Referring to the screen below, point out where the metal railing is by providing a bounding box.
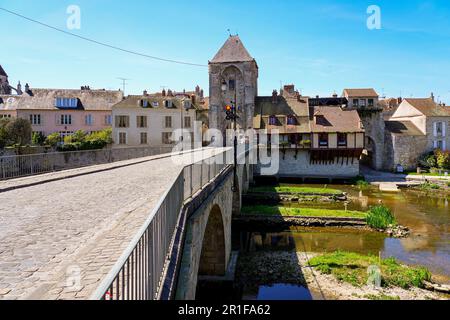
[0,146,174,180]
[90,149,231,300]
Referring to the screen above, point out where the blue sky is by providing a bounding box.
[1,0,450,102]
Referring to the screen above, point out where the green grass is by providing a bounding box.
[364,294,400,300]
[249,186,343,195]
[419,182,441,191]
[308,251,432,289]
[407,172,449,177]
[241,205,367,219]
[366,205,397,230]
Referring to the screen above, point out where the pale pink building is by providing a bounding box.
[0,86,123,138]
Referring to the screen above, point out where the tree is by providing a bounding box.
[0,118,11,148]
[0,117,32,147]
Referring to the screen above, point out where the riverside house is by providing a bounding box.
[384,97,450,171]
[254,85,365,178]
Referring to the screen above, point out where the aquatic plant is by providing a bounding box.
[366,205,397,230]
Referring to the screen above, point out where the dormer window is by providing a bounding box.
[55,98,78,109]
[184,100,191,109]
[152,101,159,107]
[164,100,172,108]
[353,99,359,107]
[269,115,277,126]
[142,100,149,108]
[287,115,296,125]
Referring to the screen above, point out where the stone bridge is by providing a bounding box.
[0,147,252,300]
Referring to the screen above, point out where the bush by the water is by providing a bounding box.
[308,251,431,289]
[366,205,397,230]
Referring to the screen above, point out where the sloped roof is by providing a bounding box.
[254,96,310,133]
[0,88,123,111]
[113,94,200,112]
[343,88,378,97]
[385,120,424,136]
[309,106,364,133]
[210,36,254,63]
[0,65,7,77]
[404,98,450,117]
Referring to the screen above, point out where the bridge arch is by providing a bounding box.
[198,205,226,276]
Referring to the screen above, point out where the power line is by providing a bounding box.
[0,7,207,68]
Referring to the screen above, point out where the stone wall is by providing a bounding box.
[359,111,385,170]
[384,132,428,172]
[0,146,173,179]
[256,150,360,178]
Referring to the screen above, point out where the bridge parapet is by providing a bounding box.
[90,148,236,300]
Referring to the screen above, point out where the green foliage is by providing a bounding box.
[365,294,400,300]
[45,133,61,148]
[435,149,450,169]
[241,205,367,219]
[308,251,432,289]
[249,185,343,195]
[32,132,46,146]
[57,128,112,151]
[419,182,440,191]
[0,117,33,147]
[366,205,397,230]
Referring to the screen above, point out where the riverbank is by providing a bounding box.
[237,251,448,300]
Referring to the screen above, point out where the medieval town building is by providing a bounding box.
[209,36,366,178]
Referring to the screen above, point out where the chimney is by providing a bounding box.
[431,92,435,102]
[272,90,278,104]
[316,95,320,99]
[200,89,204,99]
[143,90,148,96]
[191,94,196,104]
[283,84,295,95]
[162,89,166,97]
[167,89,173,97]
[332,92,338,98]
[195,85,200,95]
[17,82,23,95]
[397,97,403,104]
[25,83,30,93]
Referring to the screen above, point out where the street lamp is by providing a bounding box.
[222,78,239,193]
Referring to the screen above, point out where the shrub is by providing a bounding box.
[45,133,61,148]
[366,205,396,229]
[32,132,46,146]
[435,149,450,170]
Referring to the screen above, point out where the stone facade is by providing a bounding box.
[208,36,258,134]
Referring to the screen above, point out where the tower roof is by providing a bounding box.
[210,35,254,63]
[0,65,7,77]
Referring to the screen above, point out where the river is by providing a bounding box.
[235,183,450,300]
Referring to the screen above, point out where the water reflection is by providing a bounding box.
[243,284,313,301]
[242,183,450,284]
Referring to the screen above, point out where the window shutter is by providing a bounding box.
[443,141,447,151]
[433,140,438,149]
[442,122,446,137]
[433,122,438,137]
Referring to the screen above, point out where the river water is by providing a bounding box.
[237,183,450,299]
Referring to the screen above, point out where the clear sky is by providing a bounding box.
[1,0,450,102]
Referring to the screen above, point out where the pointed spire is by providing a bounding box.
[210,35,254,63]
